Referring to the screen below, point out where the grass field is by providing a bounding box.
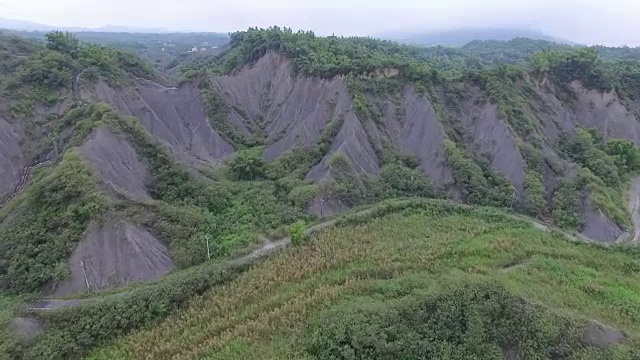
[87,201,640,359]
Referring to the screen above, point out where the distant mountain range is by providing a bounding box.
[0,17,173,33]
[376,28,577,47]
[2,17,576,48]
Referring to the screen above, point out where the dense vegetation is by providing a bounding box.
[379,28,570,47]
[0,31,155,120]
[89,199,640,359]
[553,128,640,229]
[3,29,229,68]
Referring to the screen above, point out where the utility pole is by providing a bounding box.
[510,191,516,210]
[205,234,211,260]
[80,260,90,293]
[320,179,325,218]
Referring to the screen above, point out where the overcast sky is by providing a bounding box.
[1,0,639,46]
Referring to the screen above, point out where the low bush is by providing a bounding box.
[289,220,307,245]
[304,282,593,359]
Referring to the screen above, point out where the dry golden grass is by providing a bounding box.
[90,209,640,359]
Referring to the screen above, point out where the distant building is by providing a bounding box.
[200,47,207,51]
[190,47,199,52]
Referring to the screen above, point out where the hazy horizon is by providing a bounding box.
[1,0,639,46]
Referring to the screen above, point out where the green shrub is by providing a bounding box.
[46,31,79,58]
[288,184,320,207]
[289,220,307,245]
[228,148,266,181]
[523,172,546,217]
[604,138,640,176]
[552,177,584,230]
[560,129,620,187]
[443,140,513,207]
[304,282,594,360]
[379,163,433,198]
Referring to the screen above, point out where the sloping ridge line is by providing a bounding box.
[26,202,603,311]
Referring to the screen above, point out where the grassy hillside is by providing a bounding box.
[88,199,640,359]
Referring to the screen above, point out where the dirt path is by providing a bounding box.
[134,77,177,90]
[28,196,637,311]
[27,218,340,310]
[74,68,90,104]
[0,160,53,209]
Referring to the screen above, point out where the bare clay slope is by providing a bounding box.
[214,52,381,215]
[82,81,234,167]
[581,199,625,243]
[81,127,151,202]
[52,218,174,297]
[378,86,453,187]
[214,52,354,160]
[0,116,24,200]
[460,86,526,192]
[534,80,640,145]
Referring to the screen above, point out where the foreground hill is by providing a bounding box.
[2,28,640,359]
[84,200,640,358]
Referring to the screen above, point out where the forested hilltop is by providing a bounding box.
[185,27,640,238]
[2,27,640,359]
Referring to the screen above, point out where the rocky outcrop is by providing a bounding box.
[214,51,381,185]
[81,127,151,202]
[83,82,234,167]
[570,81,640,144]
[306,113,380,182]
[52,219,174,296]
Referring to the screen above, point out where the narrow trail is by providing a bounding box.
[40,125,59,157]
[27,218,339,310]
[0,126,58,209]
[134,77,177,90]
[0,160,53,210]
[26,197,639,311]
[73,68,89,104]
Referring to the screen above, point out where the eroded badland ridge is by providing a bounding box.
[3,28,640,359]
